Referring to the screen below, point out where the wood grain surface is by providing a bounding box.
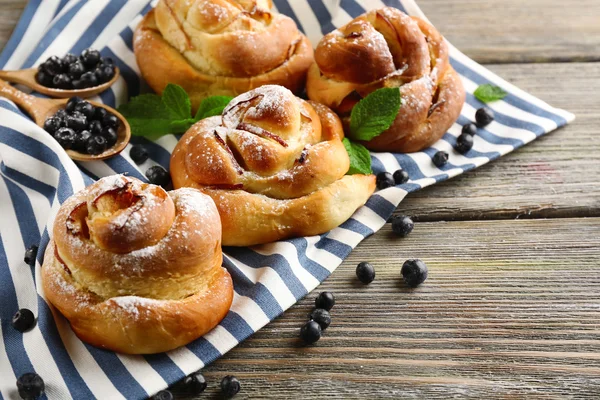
[1,0,599,399]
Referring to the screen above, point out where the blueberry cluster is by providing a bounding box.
[300,292,336,344]
[151,371,240,399]
[44,97,119,155]
[36,49,115,90]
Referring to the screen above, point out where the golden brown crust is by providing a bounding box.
[307,7,465,153]
[134,1,314,111]
[170,85,376,246]
[42,175,233,354]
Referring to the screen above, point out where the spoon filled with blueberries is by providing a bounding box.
[0,78,130,161]
[0,49,119,98]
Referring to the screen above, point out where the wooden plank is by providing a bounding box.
[397,62,600,221]
[174,218,600,399]
[0,1,599,64]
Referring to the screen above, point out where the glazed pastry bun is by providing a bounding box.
[42,175,233,354]
[171,85,376,246]
[134,0,314,111]
[307,7,465,153]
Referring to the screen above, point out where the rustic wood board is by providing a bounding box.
[177,218,600,399]
[0,0,26,53]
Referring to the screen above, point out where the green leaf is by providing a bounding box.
[474,84,508,103]
[343,138,372,175]
[169,119,196,134]
[194,96,234,120]
[162,83,192,119]
[349,87,401,141]
[118,94,172,120]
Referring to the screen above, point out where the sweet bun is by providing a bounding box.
[42,175,233,354]
[170,85,376,246]
[134,0,314,110]
[307,7,465,153]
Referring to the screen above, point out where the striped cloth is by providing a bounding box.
[0,0,574,399]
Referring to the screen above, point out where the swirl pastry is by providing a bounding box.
[306,7,465,153]
[171,85,376,246]
[42,175,233,354]
[134,0,314,110]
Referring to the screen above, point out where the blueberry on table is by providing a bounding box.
[43,116,62,135]
[146,166,171,187]
[432,150,449,168]
[455,133,474,154]
[74,101,95,119]
[12,309,35,332]
[86,135,108,155]
[74,130,92,153]
[182,371,207,395]
[310,308,331,330]
[356,261,375,284]
[16,373,44,399]
[24,245,38,267]
[475,107,495,127]
[376,172,395,190]
[462,123,478,136]
[103,113,119,129]
[80,48,101,68]
[391,215,414,237]
[221,375,241,398]
[54,127,76,150]
[130,145,149,165]
[66,112,87,132]
[401,259,428,288]
[102,127,118,147]
[315,291,335,311]
[393,169,409,185]
[151,390,173,400]
[300,320,321,344]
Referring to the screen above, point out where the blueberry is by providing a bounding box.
[94,66,114,83]
[315,291,335,311]
[74,130,92,153]
[182,371,207,395]
[65,97,84,114]
[391,215,414,237]
[221,376,241,398]
[54,127,76,149]
[129,145,149,164]
[100,56,114,66]
[43,116,62,135]
[72,79,84,89]
[401,259,428,288]
[12,309,35,332]
[16,373,45,399]
[24,245,38,267]
[35,71,53,87]
[62,53,78,65]
[54,109,67,121]
[40,56,63,76]
[310,308,331,330]
[455,133,474,154]
[432,150,449,168]
[66,112,87,132]
[93,106,107,121]
[393,169,409,185]
[376,172,395,190]
[356,261,375,284]
[145,166,171,187]
[151,390,173,400]
[86,135,107,155]
[102,127,118,147]
[74,101,95,119]
[103,113,119,129]
[462,123,477,136]
[89,120,103,136]
[300,321,321,344]
[81,48,101,68]
[475,107,494,127]
[52,73,71,89]
[79,71,98,88]
[68,61,85,80]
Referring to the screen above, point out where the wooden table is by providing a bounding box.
[2,1,600,398]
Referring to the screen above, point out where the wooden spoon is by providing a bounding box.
[0,78,130,161]
[0,67,120,99]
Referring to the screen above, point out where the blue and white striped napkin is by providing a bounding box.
[0,0,574,399]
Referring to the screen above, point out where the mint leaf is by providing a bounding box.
[194,96,234,120]
[169,119,196,134]
[349,87,401,141]
[162,83,192,119]
[343,138,372,175]
[118,94,176,138]
[474,84,508,103]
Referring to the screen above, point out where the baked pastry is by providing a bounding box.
[42,175,233,354]
[134,0,314,111]
[306,7,465,153]
[170,85,376,246]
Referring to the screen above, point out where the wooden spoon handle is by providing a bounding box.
[0,78,60,124]
[0,69,34,86]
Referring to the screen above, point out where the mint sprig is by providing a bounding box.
[118,84,233,140]
[343,138,372,175]
[474,84,507,103]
